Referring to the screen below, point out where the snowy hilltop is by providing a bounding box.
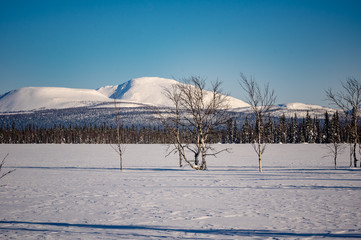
[0,77,335,118]
[97,77,250,109]
[0,87,110,112]
[0,77,249,113]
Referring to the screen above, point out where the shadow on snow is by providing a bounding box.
[0,221,360,238]
[4,166,190,172]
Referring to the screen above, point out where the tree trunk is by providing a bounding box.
[200,157,207,170]
[176,111,182,168]
[200,137,207,170]
[350,144,353,167]
[353,143,358,167]
[178,150,182,168]
[119,151,123,171]
[117,129,123,171]
[258,150,262,172]
[258,118,262,172]
[334,146,337,170]
[176,131,182,168]
[194,150,199,166]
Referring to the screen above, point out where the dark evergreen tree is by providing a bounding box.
[233,119,239,143]
[331,111,341,143]
[323,111,331,143]
[241,116,251,143]
[299,118,306,143]
[304,111,315,143]
[277,113,287,143]
[226,118,233,143]
[264,116,274,143]
[314,117,322,143]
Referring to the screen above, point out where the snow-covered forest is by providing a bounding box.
[0,111,347,145]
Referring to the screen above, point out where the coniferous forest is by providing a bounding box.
[0,111,352,145]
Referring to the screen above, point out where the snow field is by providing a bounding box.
[0,144,360,239]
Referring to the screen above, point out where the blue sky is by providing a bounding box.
[1,0,360,106]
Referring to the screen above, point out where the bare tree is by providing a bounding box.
[325,77,361,167]
[111,98,125,171]
[323,143,346,169]
[240,73,276,172]
[162,76,231,170]
[162,84,183,167]
[1,154,15,186]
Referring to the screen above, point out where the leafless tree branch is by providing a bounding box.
[325,77,361,167]
[0,154,15,185]
[161,76,231,170]
[240,73,276,172]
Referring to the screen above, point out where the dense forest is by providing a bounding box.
[0,111,353,145]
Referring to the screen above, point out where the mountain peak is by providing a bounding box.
[0,77,332,115]
[97,77,180,106]
[97,77,249,108]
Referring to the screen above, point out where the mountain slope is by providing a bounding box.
[0,77,249,113]
[98,77,250,108]
[0,77,334,117]
[0,87,110,112]
[270,102,336,118]
[97,77,181,107]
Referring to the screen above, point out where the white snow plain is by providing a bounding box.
[0,144,360,239]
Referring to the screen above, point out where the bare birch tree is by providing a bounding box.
[240,73,276,172]
[325,77,361,167]
[323,143,345,169]
[111,98,125,171]
[162,76,231,170]
[323,111,345,169]
[162,84,183,167]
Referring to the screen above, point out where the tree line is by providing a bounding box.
[0,111,350,145]
[232,111,344,144]
[0,123,169,144]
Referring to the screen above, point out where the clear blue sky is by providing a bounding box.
[1,0,360,106]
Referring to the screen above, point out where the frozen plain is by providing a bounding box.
[0,144,360,239]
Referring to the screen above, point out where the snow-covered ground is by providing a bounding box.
[0,144,360,239]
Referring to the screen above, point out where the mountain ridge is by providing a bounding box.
[0,77,335,117]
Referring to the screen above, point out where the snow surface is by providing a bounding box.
[0,77,335,115]
[98,77,250,109]
[0,144,360,239]
[278,102,334,112]
[0,77,248,113]
[0,87,110,112]
[270,102,337,118]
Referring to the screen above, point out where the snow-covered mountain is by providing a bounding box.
[0,77,334,118]
[270,102,336,118]
[0,87,110,113]
[0,77,249,113]
[98,77,250,109]
[98,77,180,105]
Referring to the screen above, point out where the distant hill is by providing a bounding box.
[0,77,249,113]
[0,77,337,128]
